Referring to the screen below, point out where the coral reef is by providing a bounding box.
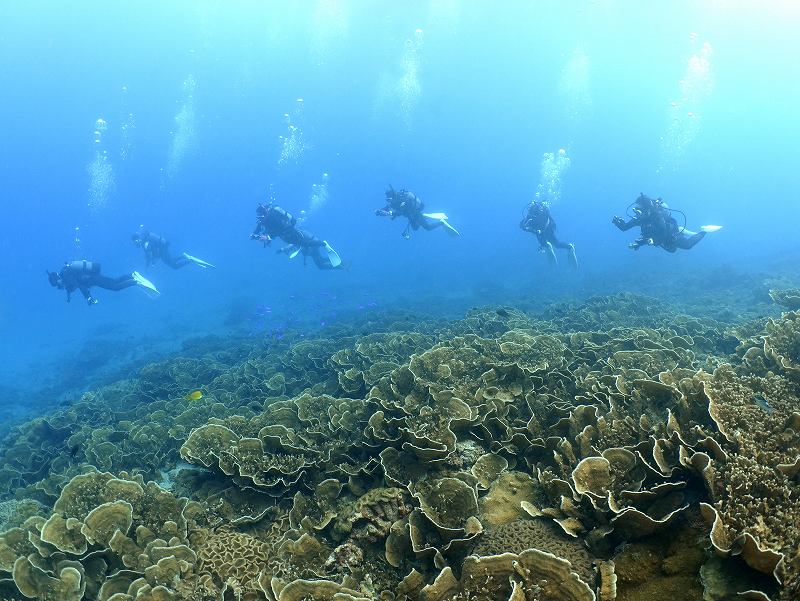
[1,295,799,599]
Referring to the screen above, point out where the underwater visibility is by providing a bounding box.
[2,2,800,600]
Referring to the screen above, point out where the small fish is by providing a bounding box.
[753,395,773,414]
[184,390,204,402]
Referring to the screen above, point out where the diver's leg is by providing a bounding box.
[567,244,578,269]
[548,234,571,250]
[548,235,577,268]
[544,241,558,266]
[419,217,442,231]
[675,231,706,250]
[93,275,137,291]
[309,247,336,270]
[163,252,190,269]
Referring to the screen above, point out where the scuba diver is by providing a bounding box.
[132,229,214,269]
[375,186,460,239]
[250,203,343,270]
[519,200,578,268]
[47,260,160,305]
[612,193,720,253]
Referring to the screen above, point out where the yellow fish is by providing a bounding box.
[184,390,204,402]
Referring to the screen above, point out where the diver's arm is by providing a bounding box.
[375,203,394,218]
[78,284,95,304]
[613,216,639,231]
[60,271,73,302]
[250,222,272,243]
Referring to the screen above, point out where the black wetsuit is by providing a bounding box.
[55,261,137,303]
[135,231,190,269]
[519,202,577,268]
[614,196,705,252]
[252,205,339,270]
[377,188,441,237]
[520,203,572,251]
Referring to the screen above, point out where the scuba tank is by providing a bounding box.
[266,204,297,231]
[67,260,100,276]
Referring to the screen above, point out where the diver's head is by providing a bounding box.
[634,194,655,215]
[257,203,271,217]
[47,271,63,289]
[131,233,142,247]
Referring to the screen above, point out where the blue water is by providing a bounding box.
[1,2,798,418]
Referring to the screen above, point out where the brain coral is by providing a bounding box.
[196,530,276,593]
[472,518,595,586]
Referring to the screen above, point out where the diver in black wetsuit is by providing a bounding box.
[250,203,342,270]
[520,201,578,268]
[47,261,156,305]
[132,230,189,269]
[612,194,706,253]
[251,203,298,242]
[375,186,459,239]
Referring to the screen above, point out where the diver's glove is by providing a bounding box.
[612,216,625,227]
[87,296,98,305]
[628,238,653,250]
[250,235,272,246]
[375,208,392,217]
